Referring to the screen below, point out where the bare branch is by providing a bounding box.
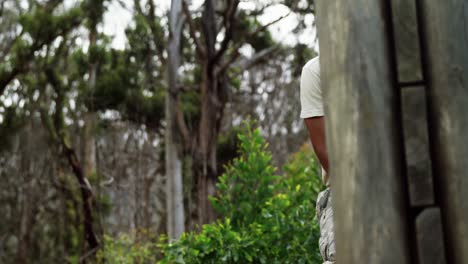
[212,0,240,64]
[232,45,279,71]
[217,12,290,74]
[182,0,206,58]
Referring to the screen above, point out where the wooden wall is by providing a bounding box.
[315,0,467,263]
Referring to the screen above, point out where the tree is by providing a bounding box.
[180,0,289,225]
[40,39,100,257]
[166,0,186,239]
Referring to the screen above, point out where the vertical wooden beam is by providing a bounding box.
[416,208,447,264]
[419,0,468,262]
[401,86,434,206]
[391,0,423,83]
[316,0,411,263]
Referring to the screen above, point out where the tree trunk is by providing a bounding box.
[190,0,224,226]
[41,70,100,257]
[82,20,98,178]
[63,144,99,252]
[82,114,96,177]
[166,0,185,239]
[195,65,224,225]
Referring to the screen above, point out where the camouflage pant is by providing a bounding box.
[316,188,336,264]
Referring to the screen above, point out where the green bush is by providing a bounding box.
[159,125,325,264]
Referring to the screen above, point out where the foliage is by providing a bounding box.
[97,233,159,264]
[19,5,82,44]
[158,125,324,263]
[211,125,280,227]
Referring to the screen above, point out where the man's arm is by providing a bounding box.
[304,117,329,173]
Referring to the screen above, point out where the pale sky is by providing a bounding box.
[103,0,317,50]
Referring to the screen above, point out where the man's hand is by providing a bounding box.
[304,117,329,173]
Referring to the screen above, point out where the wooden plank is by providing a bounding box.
[416,207,447,264]
[401,86,434,206]
[420,0,468,262]
[315,1,411,263]
[391,0,423,83]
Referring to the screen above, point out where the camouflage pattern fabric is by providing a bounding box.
[316,188,336,264]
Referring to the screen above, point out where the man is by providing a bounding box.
[300,56,336,264]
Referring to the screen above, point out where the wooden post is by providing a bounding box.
[315,0,467,262]
[415,207,447,264]
[419,0,468,262]
[315,0,411,263]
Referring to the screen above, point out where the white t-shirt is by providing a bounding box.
[300,56,328,185]
[300,56,323,119]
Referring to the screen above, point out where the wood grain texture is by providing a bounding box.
[391,0,423,83]
[401,86,434,206]
[420,0,468,262]
[315,0,411,263]
[416,207,447,264]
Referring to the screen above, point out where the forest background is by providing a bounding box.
[0,0,323,263]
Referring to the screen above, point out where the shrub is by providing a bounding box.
[159,125,324,263]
